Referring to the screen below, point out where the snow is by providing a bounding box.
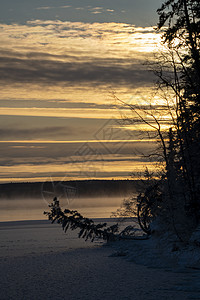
[0,219,200,299]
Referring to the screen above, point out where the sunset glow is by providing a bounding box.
[0,1,166,182]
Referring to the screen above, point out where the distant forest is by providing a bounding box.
[0,180,140,199]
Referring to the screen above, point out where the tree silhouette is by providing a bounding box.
[44,1,200,243]
[113,0,200,242]
[148,0,200,240]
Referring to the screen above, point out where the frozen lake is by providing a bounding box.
[0,219,196,300]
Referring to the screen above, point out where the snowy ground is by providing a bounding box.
[0,220,200,300]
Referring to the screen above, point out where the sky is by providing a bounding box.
[0,0,167,183]
[0,0,163,26]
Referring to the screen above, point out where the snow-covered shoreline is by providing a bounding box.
[0,220,199,299]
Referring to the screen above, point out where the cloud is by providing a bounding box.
[0,52,152,86]
[36,6,71,10]
[0,140,157,165]
[89,7,104,11]
[0,20,165,181]
[0,21,165,137]
[88,6,115,15]
[0,126,76,139]
[0,139,158,181]
[90,11,102,14]
[0,99,116,110]
[60,6,71,9]
[0,155,157,168]
[0,21,159,87]
[11,145,45,149]
[36,7,52,10]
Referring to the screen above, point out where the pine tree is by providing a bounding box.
[155,0,200,240]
